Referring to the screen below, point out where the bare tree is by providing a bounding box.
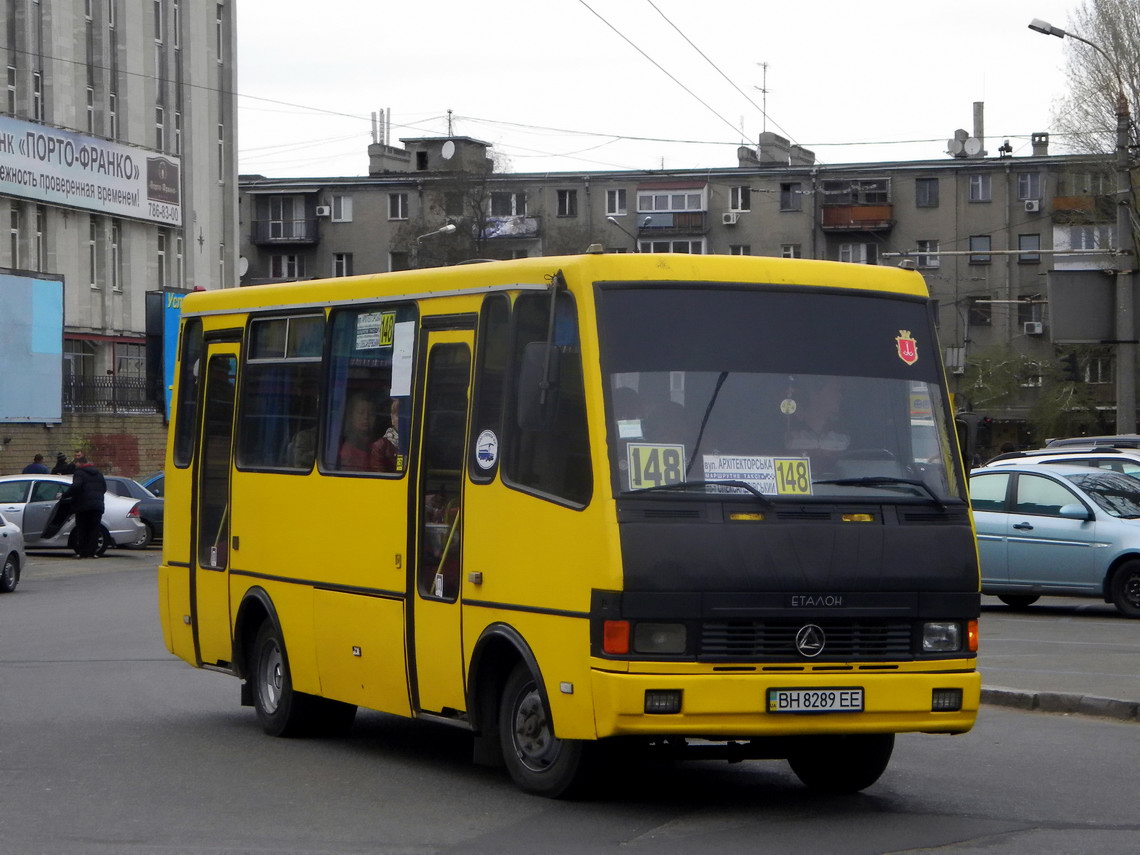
[1052,0,1140,154]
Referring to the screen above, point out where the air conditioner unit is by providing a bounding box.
[315,205,332,217]
[722,211,739,225]
[1024,321,1044,335]
[1024,199,1041,213]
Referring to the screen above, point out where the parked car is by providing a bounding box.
[1045,434,1140,449]
[0,514,25,593]
[140,472,164,497]
[969,463,1140,617]
[986,446,1140,477]
[0,474,145,556]
[103,475,163,548]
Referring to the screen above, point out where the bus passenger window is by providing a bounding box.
[324,305,416,474]
[468,295,510,482]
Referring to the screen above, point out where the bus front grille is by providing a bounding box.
[699,620,914,660]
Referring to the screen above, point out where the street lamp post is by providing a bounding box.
[1030,18,1136,432]
[606,216,654,253]
[414,223,457,268]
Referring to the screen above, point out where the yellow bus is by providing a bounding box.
[158,252,980,797]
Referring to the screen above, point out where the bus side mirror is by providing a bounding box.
[517,341,561,430]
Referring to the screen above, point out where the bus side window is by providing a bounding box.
[468,294,510,482]
[504,291,592,506]
[173,318,204,468]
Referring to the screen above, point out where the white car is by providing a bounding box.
[985,446,1140,477]
[0,474,146,556]
[0,513,24,592]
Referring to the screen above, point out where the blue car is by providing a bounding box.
[969,464,1140,617]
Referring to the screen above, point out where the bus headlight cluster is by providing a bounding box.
[922,621,962,652]
[633,622,687,654]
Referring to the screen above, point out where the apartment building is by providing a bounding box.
[239,130,1121,444]
[2,0,237,418]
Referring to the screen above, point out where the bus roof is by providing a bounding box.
[182,253,929,317]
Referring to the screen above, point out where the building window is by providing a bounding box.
[780,182,803,211]
[1017,173,1042,201]
[215,4,224,62]
[388,193,408,220]
[32,72,43,121]
[88,219,99,288]
[333,253,353,277]
[270,254,304,280]
[638,239,705,254]
[1068,224,1114,250]
[34,205,45,272]
[389,251,410,272]
[1018,234,1041,263]
[331,195,353,222]
[112,222,123,291]
[6,66,15,114]
[153,0,164,42]
[781,243,802,258]
[606,188,627,216]
[157,231,168,287]
[637,191,704,213]
[969,234,992,264]
[172,0,181,49]
[1020,362,1044,388]
[968,174,991,202]
[1087,355,1112,384]
[116,342,146,379]
[9,206,20,268]
[728,244,751,255]
[1061,171,1110,196]
[968,296,992,326]
[64,339,97,379]
[491,191,527,217]
[916,239,940,268]
[86,87,95,133]
[729,186,751,211]
[108,92,118,138]
[173,111,182,155]
[155,106,165,150]
[217,124,224,181]
[108,0,116,28]
[822,179,890,205]
[173,232,182,288]
[839,242,877,264]
[915,177,939,208]
[557,189,578,217]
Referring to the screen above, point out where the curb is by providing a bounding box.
[981,686,1140,722]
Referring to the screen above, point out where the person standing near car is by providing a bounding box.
[51,452,75,474]
[63,449,106,559]
[22,454,49,473]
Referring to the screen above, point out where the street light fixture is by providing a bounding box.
[605,216,638,252]
[1029,17,1136,432]
[416,223,457,243]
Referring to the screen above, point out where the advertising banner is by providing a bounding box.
[0,116,182,226]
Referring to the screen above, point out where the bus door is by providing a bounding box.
[411,329,473,714]
[192,344,239,668]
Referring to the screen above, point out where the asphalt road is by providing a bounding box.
[1,548,1138,855]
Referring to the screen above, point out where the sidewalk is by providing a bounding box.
[978,597,1140,723]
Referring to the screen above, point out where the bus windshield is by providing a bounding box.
[596,284,964,504]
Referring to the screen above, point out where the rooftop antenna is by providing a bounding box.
[755,62,770,133]
[447,109,453,137]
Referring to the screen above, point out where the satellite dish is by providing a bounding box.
[238,256,249,277]
[964,137,983,156]
[441,140,455,160]
[954,128,969,142]
[948,138,964,156]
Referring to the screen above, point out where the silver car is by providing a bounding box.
[969,463,1140,617]
[0,474,145,556]
[0,513,24,592]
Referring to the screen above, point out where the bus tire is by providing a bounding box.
[787,733,894,793]
[1109,560,1140,617]
[997,594,1039,609]
[250,620,318,738]
[499,663,590,798]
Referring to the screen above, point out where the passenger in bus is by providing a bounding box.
[369,398,401,472]
[338,393,379,470]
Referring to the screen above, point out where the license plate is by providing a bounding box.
[767,687,864,713]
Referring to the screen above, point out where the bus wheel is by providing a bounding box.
[787,733,894,793]
[997,594,1039,609]
[250,620,310,737]
[1110,560,1140,617]
[499,663,589,798]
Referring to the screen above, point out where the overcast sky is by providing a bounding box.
[236,0,1085,178]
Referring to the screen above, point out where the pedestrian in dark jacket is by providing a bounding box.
[62,450,106,558]
[22,454,50,474]
[51,453,75,475]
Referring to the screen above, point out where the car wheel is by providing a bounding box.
[127,523,154,550]
[1109,560,1140,618]
[997,594,1039,609]
[95,525,111,556]
[0,553,18,593]
[787,733,895,793]
[498,663,591,798]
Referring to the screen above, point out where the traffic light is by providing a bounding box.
[1060,352,1081,382]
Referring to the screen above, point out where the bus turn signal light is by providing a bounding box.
[968,619,979,652]
[603,620,630,655]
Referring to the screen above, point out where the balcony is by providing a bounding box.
[821,204,894,232]
[641,211,708,234]
[1052,195,1114,224]
[250,218,321,246]
[63,375,161,415]
[482,216,541,240]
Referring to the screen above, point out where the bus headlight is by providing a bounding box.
[922,621,962,652]
[633,622,687,654]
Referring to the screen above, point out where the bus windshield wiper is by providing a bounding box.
[623,479,772,507]
[812,476,945,510]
